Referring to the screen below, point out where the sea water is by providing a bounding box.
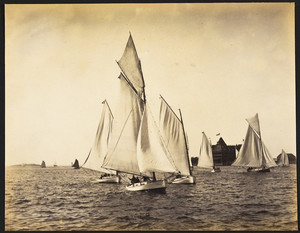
[5,165,298,231]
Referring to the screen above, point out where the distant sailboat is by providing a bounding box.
[41,161,46,168]
[72,159,80,169]
[231,113,277,172]
[198,132,221,172]
[102,34,178,192]
[159,95,195,184]
[277,149,289,167]
[82,100,120,183]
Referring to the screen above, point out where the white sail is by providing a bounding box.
[137,105,178,174]
[158,97,190,176]
[246,113,261,138]
[277,149,289,166]
[102,73,144,175]
[117,34,144,97]
[198,132,214,168]
[232,113,277,168]
[82,100,115,174]
[232,126,262,167]
[261,141,277,168]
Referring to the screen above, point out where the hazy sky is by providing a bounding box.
[5,3,295,166]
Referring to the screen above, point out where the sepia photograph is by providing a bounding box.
[5,2,297,231]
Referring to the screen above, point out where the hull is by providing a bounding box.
[247,167,270,172]
[172,175,196,184]
[92,175,121,183]
[126,180,166,192]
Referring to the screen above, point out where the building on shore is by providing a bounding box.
[211,137,240,166]
[191,137,241,166]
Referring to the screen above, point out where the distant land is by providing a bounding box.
[6,163,71,167]
[8,163,40,167]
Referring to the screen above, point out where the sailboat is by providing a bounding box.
[82,100,120,183]
[159,95,195,184]
[198,132,221,172]
[41,160,46,168]
[277,149,289,167]
[231,113,277,172]
[72,159,80,169]
[102,33,179,192]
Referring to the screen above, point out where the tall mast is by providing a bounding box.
[259,124,264,167]
[159,95,181,122]
[246,113,264,168]
[208,135,215,167]
[178,109,192,176]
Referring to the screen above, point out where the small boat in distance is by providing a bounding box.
[159,95,195,184]
[277,149,289,167]
[198,132,221,173]
[72,159,80,169]
[82,100,120,183]
[231,113,277,172]
[41,161,46,168]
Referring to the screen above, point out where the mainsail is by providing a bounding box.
[232,113,277,168]
[82,100,115,174]
[198,132,214,168]
[158,96,191,176]
[277,149,289,166]
[102,73,144,175]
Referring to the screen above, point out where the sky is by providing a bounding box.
[5,3,295,166]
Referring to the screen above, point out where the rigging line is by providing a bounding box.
[103,99,114,120]
[101,109,139,173]
[159,95,181,122]
[179,108,192,175]
[81,167,94,176]
[245,118,261,139]
[100,165,142,176]
[112,109,133,155]
[164,172,177,180]
[81,148,92,167]
[117,65,139,95]
[146,104,179,172]
[120,174,131,185]
[118,72,144,103]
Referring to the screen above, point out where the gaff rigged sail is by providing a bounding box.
[82,100,115,174]
[159,97,190,176]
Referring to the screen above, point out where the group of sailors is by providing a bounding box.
[129,175,151,185]
[99,173,114,179]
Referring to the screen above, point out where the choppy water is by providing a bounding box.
[5,165,298,231]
